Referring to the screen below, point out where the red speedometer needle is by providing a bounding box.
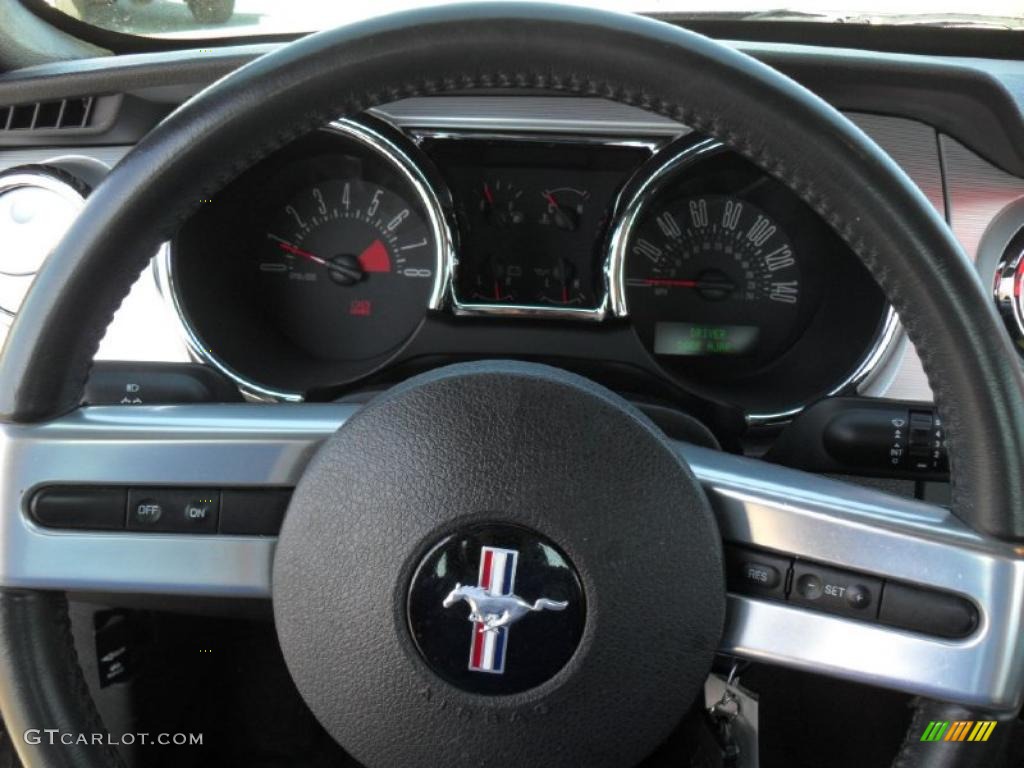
[642,278,700,288]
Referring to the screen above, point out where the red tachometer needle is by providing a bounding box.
[269,233,391,275]
[268,234,330,267]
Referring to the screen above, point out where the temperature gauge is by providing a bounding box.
[535,257,588,306]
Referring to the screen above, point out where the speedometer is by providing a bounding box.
[625,195,802,361]
[612,139,893,420]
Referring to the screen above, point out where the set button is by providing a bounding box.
[788,561,880,619]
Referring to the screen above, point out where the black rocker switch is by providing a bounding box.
[84,362,242,406]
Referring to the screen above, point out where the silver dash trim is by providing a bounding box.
[0,404,1020,710]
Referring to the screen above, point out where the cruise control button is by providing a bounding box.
[789,561,881,619]
[795,573,822,600]
[181,495,219,532]
[128,489,218,533]
[131,499,163,526]
[744,562,781,589]
[846,584,872,610]
[725,545,790,599]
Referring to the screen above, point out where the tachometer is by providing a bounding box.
[167,119,450,398]
[259,177,435,361]
[624,195,802,361]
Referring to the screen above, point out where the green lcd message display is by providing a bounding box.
[653,322,760,356]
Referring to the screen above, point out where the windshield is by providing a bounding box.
[42,0,1024,38]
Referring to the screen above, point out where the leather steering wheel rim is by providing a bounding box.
[1,3,1022,766]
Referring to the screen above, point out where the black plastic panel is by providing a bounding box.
[725,544,978,639]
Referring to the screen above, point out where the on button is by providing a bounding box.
[181,497,218,532]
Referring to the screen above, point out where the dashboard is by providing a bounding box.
[165,114,888,421]
[2,40,1024,441]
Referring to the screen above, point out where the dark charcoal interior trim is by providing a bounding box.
[2,38,1024,177]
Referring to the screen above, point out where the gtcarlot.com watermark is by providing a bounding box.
[24,730,202,747]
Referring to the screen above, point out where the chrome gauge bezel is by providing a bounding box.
[993,227,1024,355]
[0,168,89,320]
[157,117,456,402]
[414,130,664,322]
[606,137,902,425]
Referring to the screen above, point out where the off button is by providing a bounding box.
[130,499,163,526]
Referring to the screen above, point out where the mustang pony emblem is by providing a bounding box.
[443,546,568,674]
[443,584,568,633]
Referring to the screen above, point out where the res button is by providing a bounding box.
[725,546,791,599]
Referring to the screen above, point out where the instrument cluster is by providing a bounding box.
[166,115,893,422]
[423,137,649,318]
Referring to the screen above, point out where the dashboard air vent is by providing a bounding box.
[0,97,95,132]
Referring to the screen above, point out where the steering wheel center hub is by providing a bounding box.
[272,361,725,767]
[408,522,586,694]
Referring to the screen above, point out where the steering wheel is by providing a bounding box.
[0,4,1022,767]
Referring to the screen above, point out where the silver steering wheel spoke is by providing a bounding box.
[0,403,1021,711]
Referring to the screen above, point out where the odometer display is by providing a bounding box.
[654,322,760,356]
[626,194,802,364]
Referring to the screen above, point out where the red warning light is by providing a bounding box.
[349,299,372,317]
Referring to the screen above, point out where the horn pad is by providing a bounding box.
[273,361,725,768]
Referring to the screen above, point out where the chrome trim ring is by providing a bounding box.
[153,242,300,403]
[606,138,904,425]
[993,226,1024,355]
[156,117,456,402]
[0,168,88,324]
